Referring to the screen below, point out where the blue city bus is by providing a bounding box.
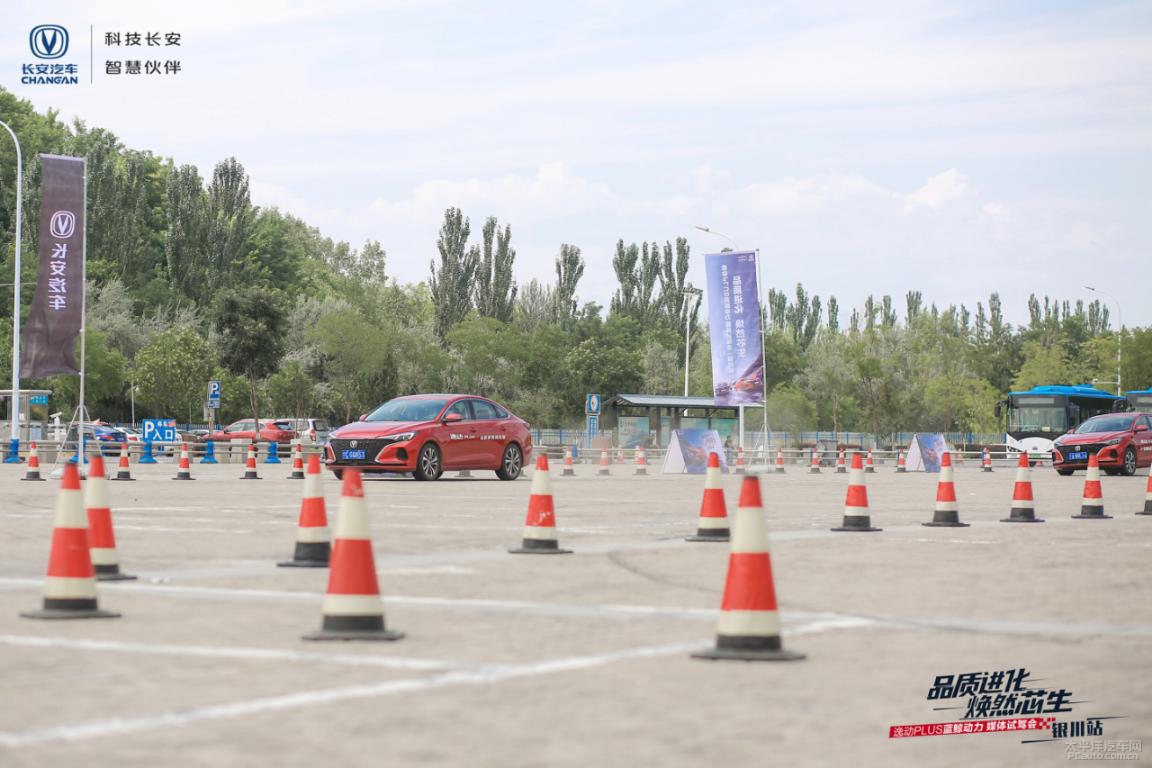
[999,385,1126,455]
[1127,389,1152,412]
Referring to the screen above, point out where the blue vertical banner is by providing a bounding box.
[705,251,763,406]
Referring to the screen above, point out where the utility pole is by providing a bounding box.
[1,119,23,463]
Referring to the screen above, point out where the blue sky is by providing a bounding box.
[3,0,1151,325]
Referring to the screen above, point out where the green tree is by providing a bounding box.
[48,332,126,419]
[214,287,288,429]
[474,217,517,322]
[133,328,215,422]
[429,207,478,342]
[554,244,584,323]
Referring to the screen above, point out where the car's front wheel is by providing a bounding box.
[1121,447,1137,477]
[413,442,443,481]
[496,443,523,481]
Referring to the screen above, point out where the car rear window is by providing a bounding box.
[471,400,499,420]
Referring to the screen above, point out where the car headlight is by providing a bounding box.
[1104,438,1122,446]
[382,432,415,443]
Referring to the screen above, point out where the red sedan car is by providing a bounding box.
[1052,412,1152,476]
[208,419,296,445]
[324,394,532,481]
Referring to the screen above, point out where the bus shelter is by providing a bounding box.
[603,394,763,450]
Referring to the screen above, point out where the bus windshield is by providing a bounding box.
[1007,406,1067,433]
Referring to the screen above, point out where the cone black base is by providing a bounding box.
[832,515,882,532]
[94,564,138,581]
[22,597,120,619]
[562,469,575,476]
[303,614,403,642]
[21,476,46,482]
[734,468,745,475]
[241,473,261,480]
[173,474,195,480]
[896,468,906,473]
[923,520,970,527]
[836,468,846,474]
[983,467,994,473]
[685,532,730,542]
[865,468,875,473]
[111,475,135,481]
[809,468,820,474]
[1071,511,1112,519]
[1138,501,1152,515]
[509,545,573,554]
[634,469,647,475]
[1001,510,1044,522]
[692,635,804,662]
[287,472,305,480]
[279,542,330,568]
[597,470,610,476]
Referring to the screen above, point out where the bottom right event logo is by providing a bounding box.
[888,666,1141,759]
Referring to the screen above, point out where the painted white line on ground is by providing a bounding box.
[0,635,463,671]
[114,526,256,534]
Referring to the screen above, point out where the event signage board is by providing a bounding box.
[704,251,763,406]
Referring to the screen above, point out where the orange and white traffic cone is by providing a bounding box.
[832,453,882,532]
[21,463,120,619]
[836,449,847,474]
[597,450,611,476]
[241,444,261,480]
[734,447,746,475]
[896,450,907,473]
[510,454,571,554]
[562,447,575,477]
[982,448,994,473]
[1002,453,1043,523]
[923,452,968,528]
[774,449,786,474]
[287,443,305,480]
[686,452,729,542]
[280,455,331,567]
[302,469,403,641]
[111,442,134,481]
[692,474,804,662]
[1138,471,1152,516]
[21,441,45,481]
[634,448,647,476]
[172,443,194,480]
[809,448,821,474]
[865,450,876,473]
[85,454,137,580]
[1072,454,1112,520]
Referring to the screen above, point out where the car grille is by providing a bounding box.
[328,438,391,463]
[1057,443,1100,461]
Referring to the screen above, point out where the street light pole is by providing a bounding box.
[682,286,703,397]
[694,225,738,251]
[1084,286,1122,394]
[1,119,23,463]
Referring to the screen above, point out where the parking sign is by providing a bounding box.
[585,393,601,415]
[207,380,222,409]
[142,419,177,443]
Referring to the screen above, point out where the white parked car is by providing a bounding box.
[283,418,331,446]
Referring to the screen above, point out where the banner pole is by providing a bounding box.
[755,247,768,466]
[77,159,87,466]
[1,120,22,462]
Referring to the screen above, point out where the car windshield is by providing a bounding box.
[1075,415,1134,434]
[365,398,447,422]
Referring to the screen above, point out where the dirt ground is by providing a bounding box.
[1,456,1149,767]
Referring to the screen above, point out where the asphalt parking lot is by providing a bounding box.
[1,457,1149,767]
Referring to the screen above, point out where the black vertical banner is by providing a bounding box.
[20,154,85,378]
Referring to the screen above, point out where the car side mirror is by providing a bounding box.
[443,412,464,424]
[358,413,368,422]
[1136,424,1149,433]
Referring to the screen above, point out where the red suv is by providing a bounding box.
[1052,412,1152,476]
[208,419,297,445]
[324,394,532,481]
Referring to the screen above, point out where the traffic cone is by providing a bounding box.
[111,442,134,481]
[240,444,261,480]
[1138,471,1152,516]
[832,453,882,532]
[923,452,969,527]
[734,447,745,475]
[809,448,821,474]
[686,452,729,542]
[21,463,120,619]
[597,450,611,476]
[775,449,786,474]
[562,447,575,477]
[303,470,403,641]
[896,450,907,473]
[634,448,647,476]
[865,451,876,473]
[280,455,331,567]
[836,450,846,474]
[21,442,45,481]
[616,447,625,465]
[287,443,305,479]
[982,448,994,472]
[85,455,137,581]
[1072,454,1112,519]
[1001,453,1044,523]
[172,443,194,480]
[692,475,804,662]
[510,454,571,554]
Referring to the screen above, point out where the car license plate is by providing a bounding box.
[341,450,366,460]
[1068,451,1088,461]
